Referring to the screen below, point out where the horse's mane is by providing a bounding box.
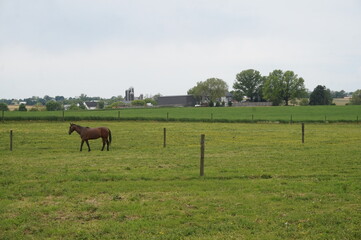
[71,123,89,129]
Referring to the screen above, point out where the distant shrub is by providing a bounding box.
[350,89,361,105]
[299,98,309,106]
[107,101,127,109]
[68,104,81,111]
[97,101,105,109]
[131,100,146,106]
[46,101,62,111]
[0,102,9,111]
[145,98,157,106]
[30,103,44,111]
[19,103,27,111]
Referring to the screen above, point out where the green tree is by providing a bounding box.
[79,94,88,102]
[55,96,65,102]
[152,94,162,105]
[188,78,228,103]
[233,69,263,101]
[230,90,244,102]
[0,102,9,111]
[43,95,52,102]
[108,96,124,105]
[145,98,157,106]
[107,101,127,109]
[187,85,203,103]
[97,101,105,109]
[299,98,309,106]
[309,85,333,105]
[331,90,347,98]
[131,100,146,106]
[18,103,27,111]
[350,89,361,105]
[263,70,306,106]
[23,97,37,105]
[45,101,62,111]
[68,104,80,111]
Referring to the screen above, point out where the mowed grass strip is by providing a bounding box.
[0,121,360,239]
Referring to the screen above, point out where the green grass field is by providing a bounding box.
[2,105,361,123]
[0,121,360,239]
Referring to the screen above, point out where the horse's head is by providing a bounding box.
[69,123,76,135]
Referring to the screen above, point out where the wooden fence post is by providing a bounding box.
[302,123,305,144]
[200,134,205,176]
[10,130,13,151]
[163,128,166,148]
[62,110,65,121]
[2,110,4,123]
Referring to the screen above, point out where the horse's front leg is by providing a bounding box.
[85,140,91,152]
[80,140,84,151]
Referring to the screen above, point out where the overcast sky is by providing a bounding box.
[1,0,360,99]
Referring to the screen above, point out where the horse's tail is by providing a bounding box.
[108,129,112,145]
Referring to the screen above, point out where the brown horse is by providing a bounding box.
[68,123,112,151]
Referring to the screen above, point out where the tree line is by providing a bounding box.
[1,69,360,111]
[0,94,160,111]
[188,69,358,106]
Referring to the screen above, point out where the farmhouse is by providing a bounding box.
[157,95,196,107]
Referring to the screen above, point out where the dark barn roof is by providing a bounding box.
[84,101,98,109]
[85,102,97,107]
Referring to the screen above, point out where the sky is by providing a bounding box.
[0,0,360,99]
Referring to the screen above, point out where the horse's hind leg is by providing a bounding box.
[106,140,110,151]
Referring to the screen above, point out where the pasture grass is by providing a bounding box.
[2,105,361,123]
[0,121,360,239]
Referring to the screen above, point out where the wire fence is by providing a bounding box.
[1,109,360,124]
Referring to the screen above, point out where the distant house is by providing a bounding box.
[157,95,196,107]
[221,92,233,104]
[63,104,71,110]
[84,101,98,110]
